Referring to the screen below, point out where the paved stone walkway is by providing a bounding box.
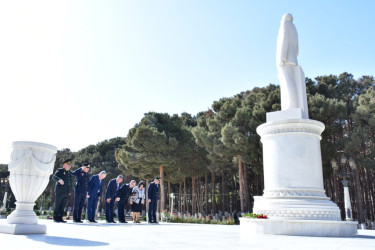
[1,219,375,249]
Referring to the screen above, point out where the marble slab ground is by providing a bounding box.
[0,219,374,249]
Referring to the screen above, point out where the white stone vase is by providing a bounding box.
[7,141,57,224]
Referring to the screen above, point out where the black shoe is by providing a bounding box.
[53,219,60,223]
[119,221,127,223]
[106,220,112,223]
[74,220,83,223]
[152,221,158,224]
[60,219,67,223]
[111,220,117,223]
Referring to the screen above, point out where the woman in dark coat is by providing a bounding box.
[131,181,145,223]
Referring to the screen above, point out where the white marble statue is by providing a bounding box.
[276,13,308,119]
[241,13,358,237]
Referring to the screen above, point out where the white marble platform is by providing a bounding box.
[1,219,375,249]
[240,218,358,237]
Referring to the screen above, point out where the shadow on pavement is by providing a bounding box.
[356,235,375,239]
[27,235,109,247]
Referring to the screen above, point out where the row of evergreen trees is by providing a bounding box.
[1,72,374,223]
[115,72,375,222]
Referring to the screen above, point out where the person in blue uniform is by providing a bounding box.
[147,177,160,223]
[52,159,73,223]
[86,170,107,223]
[105,175,123,223]
[117,180,136,223]
[72,163,90,223]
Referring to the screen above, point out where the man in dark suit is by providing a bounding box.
[117,180,137,223]
[72,163,90,223]
[52,159,73,223]
[86,171,107,223]
[105,175,123,223]
[147,177,160,223]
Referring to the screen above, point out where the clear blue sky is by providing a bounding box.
[0,1,374,163]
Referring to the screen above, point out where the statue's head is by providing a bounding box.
[282,13,293,22]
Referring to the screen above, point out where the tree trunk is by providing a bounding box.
[192,177,196,215]
[168,181,172,212]
[205,173,208,215]
[370,171,375,221]
[180,182,182,213]
[354,168,364,223]
[221,170,226,213]
[367,170,375,221]
[238,154,245,214]
[183,177,187,214]
[197,177,202,214]
[233,174,238,212]
[211,170,216,215]
[159,165,165,213]
[145,179,149,220]
[242,164,251,211]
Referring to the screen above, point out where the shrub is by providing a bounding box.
[243,213,268,219]
[166,214,235,225]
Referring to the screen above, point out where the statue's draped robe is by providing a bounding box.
[276,18,309,119]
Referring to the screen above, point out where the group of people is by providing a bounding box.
[52,159,160,223]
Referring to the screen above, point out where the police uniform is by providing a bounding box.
[72,163,90,222]
[147,177,160,223]
[52,159,72,222]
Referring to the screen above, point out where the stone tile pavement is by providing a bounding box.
[1,219,375,249]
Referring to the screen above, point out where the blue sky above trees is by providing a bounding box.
[0,0,374,163]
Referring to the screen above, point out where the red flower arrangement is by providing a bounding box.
[256,214,267,219]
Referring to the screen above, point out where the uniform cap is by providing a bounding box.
[82,163,90,168]
[63,159,72,165]
[154,177,160,180]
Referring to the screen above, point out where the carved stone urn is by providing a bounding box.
[1,141,57,234]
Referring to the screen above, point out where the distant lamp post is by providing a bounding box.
[348,157,356,170]
[331,158,338,172]
[170,193,175,215]
[1,177,10,214]
[331,154,354,221]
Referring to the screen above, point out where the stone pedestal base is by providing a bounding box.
[253,194,341,220]
[7,209,38,224]
[254,117,342,221]
[0,220,46,234]
[240,218,358,237]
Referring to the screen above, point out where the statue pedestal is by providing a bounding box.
[240,218,358,237]
[0,141,57,235]
[245,110,357,236]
